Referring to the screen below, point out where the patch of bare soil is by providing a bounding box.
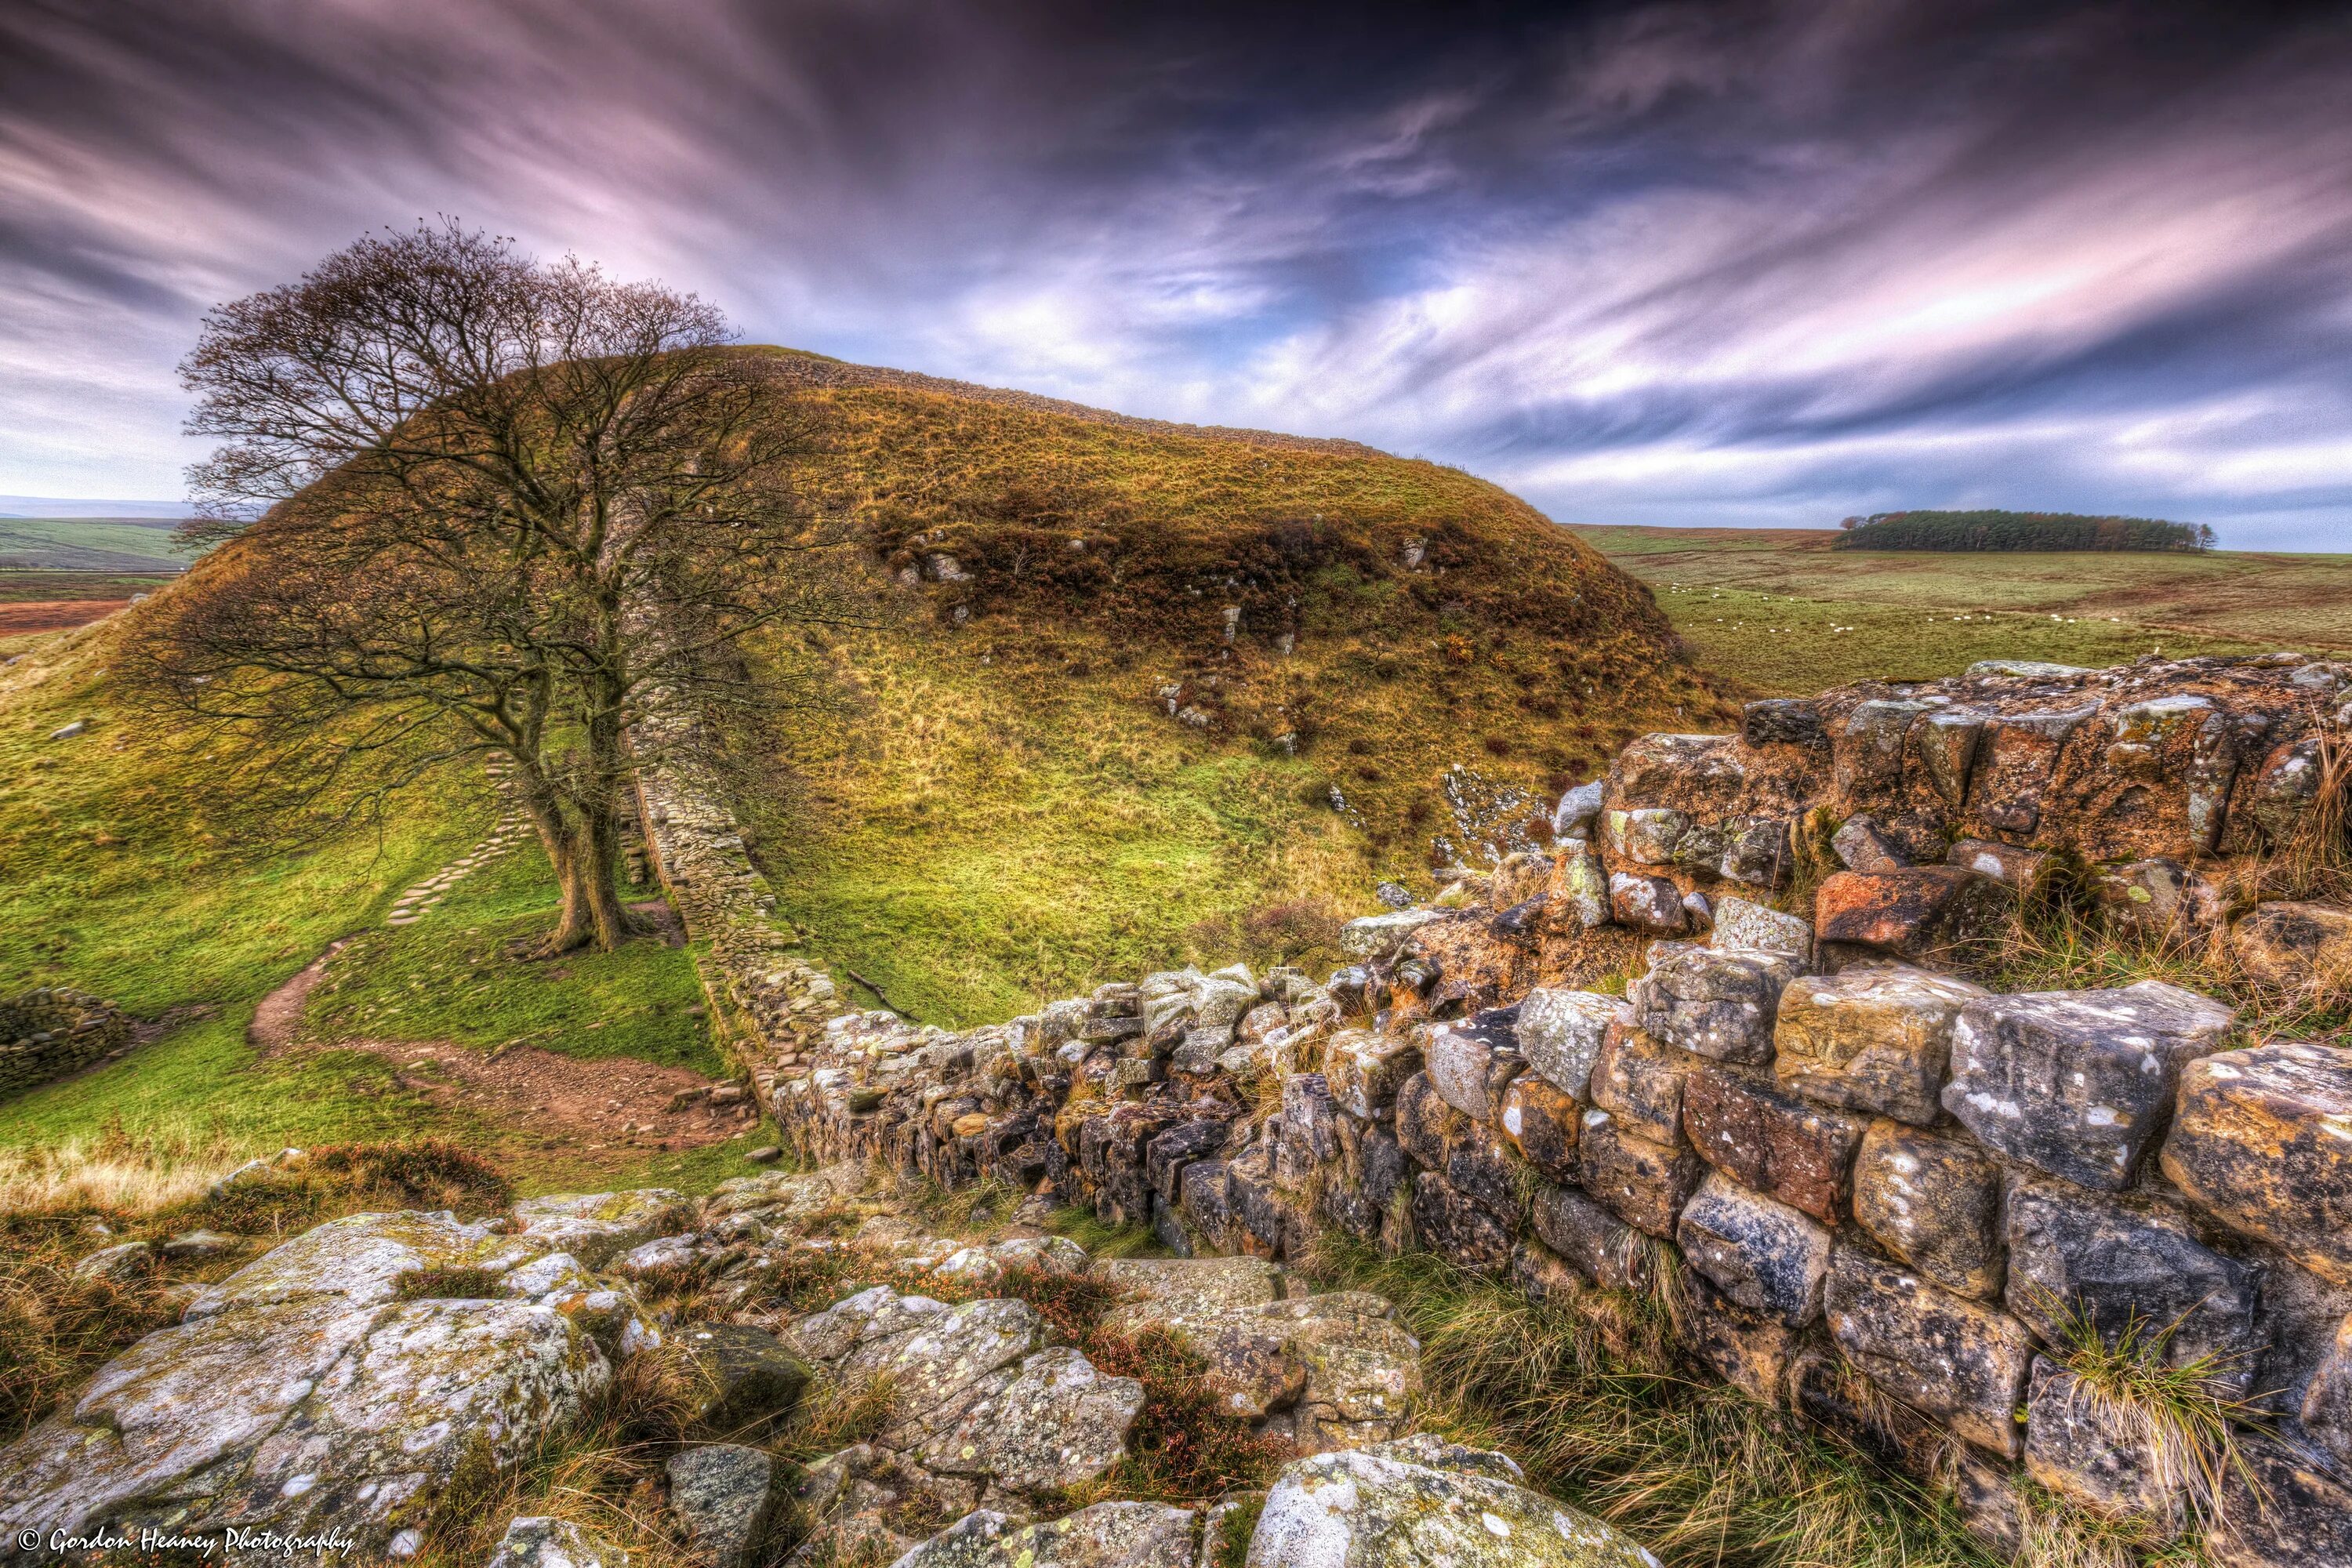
[0,599,127,635]
[251,940,753,1160]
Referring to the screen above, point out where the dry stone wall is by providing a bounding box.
[641,652,2352,1568]
[0,986,131,1102]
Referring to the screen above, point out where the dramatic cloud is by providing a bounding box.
[2,0,2348,546]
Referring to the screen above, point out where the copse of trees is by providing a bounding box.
[1831,510,2215,553]
[126,221,862,953]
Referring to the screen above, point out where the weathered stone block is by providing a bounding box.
[1708,895,1813,964]
[1602,806,1689,866]
[1394,1070,1465,1171]
[1610,872,1686,934]
[1719,816,1795,888]
[1911,706,1987,811]
[1339,909,1439,964]
[1850,1120,2003,1299]
[1632,947,1801,1064]
[1970,703,2100,840]
[1425,1007,1523,1123]
[2298,1312,2352,1472]
[1577,1114,1704,1238]
[1679,1063,1861,1225]
[1744,699,1825,748]
[1944,837,2052,892]
[2092,856,2220,939]
[1410,1171,1513,1273]
[1676,1172,1833,1327]
[1944,980,2237,1190]
[1498,1073,1581,1184]
[1832,814,1908,873]
[1178,1159,1236,1252]
[1787,1344,1949,1479]
[1515,989,1626,1101]
[1443,1123,1523,1226]
[1775,963,1987,1125]
[1530,1181,1655,1294]
[1323,1030,1422,1120]
[1681,1273,1802,1403]
[1145,1118,1231,1204]
[2163,1039,2352,1286]
[1826,1247,2035,1458]
[2206,1431,2352,1568]
[1813,867,2010,960]
[2230,901,2352,996]
[1590,1023,1690,1146]
[2004,1183,2260,1390]
[2024,1359,2181,1526]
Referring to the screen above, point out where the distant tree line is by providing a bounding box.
[1831,510,2215,553]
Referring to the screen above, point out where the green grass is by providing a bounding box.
[1573,524,2349,695]
[302,839,718,1076]
[0,517,196,574]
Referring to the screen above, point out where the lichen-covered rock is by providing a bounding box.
[2092,857,2221,940]
[1098,1255,1286,1317]
[1591,1025,1690,1147]
[2003,1184,2259,1390]
[488,1515,613,1568]
[1340,911,1440,965]
[1679,1064,1860,1225]
[1426,1008,1524,1124]
[2023,1359,2181,1526]
[1609,873,1686,935]
[2230,902,2352,997]
[1675,1172,1832,1327]
[1833,814,1909,873]
[510,1189,692,1266]
[2205,1431,2352,1568]
[1681,1273,1804,1403]
[1826,1247,2034,1458]
[1577,1114,1704,1239]
[1632,948,1801,1065]
[1813,867,2009,960]
[1515,989,1627,1102]
[898,1501,1200,1568]
[1558,843,1613,927]
[1324,1032,1421,1120]
[1850,1120,2004,1299]
[668,1443,781,1568]
[1944,838,2053,892]
[1774,964,1987,1126]
[183,1208,552,1319]
[789,1289,1046,1448]
[1412,1170,1515,1272]
[1246,1436,1658,1568]
[923,1347,1143,1492]
[1394,1070,1465,1171]
[2163,1039,2352,1286]
[1708,895,1813,964]
[677,1322,814,1432]
[1944,980,2236,1190]
[1499,1073,1581,1183]
[1531,1182,1656,1294]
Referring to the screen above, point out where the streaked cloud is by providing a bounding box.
[1,0,2347,546]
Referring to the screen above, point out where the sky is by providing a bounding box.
[3,0,2350,549]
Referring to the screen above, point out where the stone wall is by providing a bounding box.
[639,652,2352,1568]
[0,986,131,1102]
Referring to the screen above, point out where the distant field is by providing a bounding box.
[0,515,193,573]
[1571,524,2351,695]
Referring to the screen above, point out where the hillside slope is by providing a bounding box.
[727,352,1718,1022]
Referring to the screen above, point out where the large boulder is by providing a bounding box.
[1943,981,2236,1190]
[182,1208,553,1319]
[1246,1434,1657,1568]
[1774,964,1987,1126]
[2163,1039,2352,1286]
[0,1258,608,1556]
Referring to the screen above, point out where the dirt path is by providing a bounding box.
[249,939,754,1159]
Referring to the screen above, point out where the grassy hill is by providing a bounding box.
[722,351,1717,1024]
[0,516,192,573]
[1574,524,2350,694]
[0,351,1708,1164]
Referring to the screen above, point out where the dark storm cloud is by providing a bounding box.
[2,0,2349,546]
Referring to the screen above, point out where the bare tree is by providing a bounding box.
[127,221,858,952]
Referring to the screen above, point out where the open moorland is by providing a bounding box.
[1574,523,2352,693]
